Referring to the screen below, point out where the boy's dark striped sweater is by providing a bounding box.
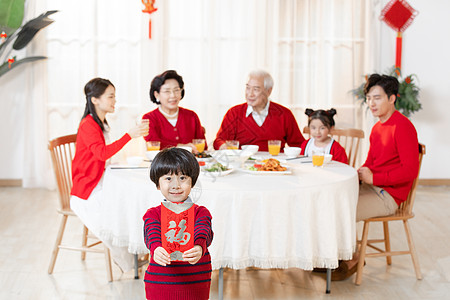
[143,204,213,300]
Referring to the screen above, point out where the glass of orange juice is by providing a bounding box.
[147,141,160,151]
[193,139,206,153]
[268,140,281,156]
[312,150,325,167]
[226,140,239,150]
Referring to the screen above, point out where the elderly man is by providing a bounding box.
[213,70,305,151]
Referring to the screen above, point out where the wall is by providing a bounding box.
[0,68,26,180]
[379,0,450,179]
[0,1,448,181]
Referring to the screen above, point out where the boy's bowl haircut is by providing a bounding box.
[150,147,200,187]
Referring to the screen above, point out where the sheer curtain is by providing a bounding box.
[31,0,377,187]
[22,0,53,188]
[272,0,374,129]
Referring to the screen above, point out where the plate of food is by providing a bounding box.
[201,162,234,177]
[242,158,292,175]
[195,151,213,164]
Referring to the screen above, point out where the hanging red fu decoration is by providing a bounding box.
[380,0,418,70]
[142,0,158,39]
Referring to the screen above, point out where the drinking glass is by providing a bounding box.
[312,150,325,167]
[268,140,281,156]
[192,139,206,153]
[147,141,160,151]
[226,140,239,150]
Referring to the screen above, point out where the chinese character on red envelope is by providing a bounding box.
[161,201,195,261]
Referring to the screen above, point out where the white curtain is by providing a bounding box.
[22,0,54,188]
[22,0,378,187]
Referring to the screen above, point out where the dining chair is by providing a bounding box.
[47,134,113,282]
[302,127,365,168]
[354,143,425,285]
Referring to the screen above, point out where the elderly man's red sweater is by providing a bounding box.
[213,102,305,151]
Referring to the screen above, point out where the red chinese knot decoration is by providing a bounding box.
[0,31,7,42]
[161,202,195,261]
[142,0,158,39]
[8,57,15,69]
[380,0,418,70]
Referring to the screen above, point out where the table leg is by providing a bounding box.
[134,254,139,279]
[218,267,224,300]
[326,268,331,294]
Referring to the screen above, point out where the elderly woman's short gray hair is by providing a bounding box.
[248,69,274,90]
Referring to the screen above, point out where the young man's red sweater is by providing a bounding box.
[363,110,419,205]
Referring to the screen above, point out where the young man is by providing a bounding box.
[333,74,420,281]
[357,74,419,221]
[213,70,305,151]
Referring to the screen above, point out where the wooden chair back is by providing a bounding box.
[48,134,77,212]
[399,143,426,215]
[303,126,365,168]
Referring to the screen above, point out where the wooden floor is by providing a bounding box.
[1,186,450,299]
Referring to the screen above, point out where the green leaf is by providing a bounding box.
[0,0,25,33]
[0,55,46,78]
[12,10,57,50]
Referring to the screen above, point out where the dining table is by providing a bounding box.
[100,153,359,296]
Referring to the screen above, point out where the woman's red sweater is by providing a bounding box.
[71,115,131,200]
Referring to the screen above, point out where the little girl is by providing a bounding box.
[143,147,213,300]
[300,108,348,164]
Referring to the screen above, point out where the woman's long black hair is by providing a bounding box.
[81,77,114,132]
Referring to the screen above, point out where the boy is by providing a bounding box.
[143,148,213,299]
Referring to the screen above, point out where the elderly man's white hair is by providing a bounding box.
[248,69,274,90]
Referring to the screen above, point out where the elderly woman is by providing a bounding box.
[142,70,206,153]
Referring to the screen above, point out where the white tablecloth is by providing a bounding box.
[100,159,359,270]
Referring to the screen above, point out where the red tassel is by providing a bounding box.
[149,19,152,39]
[395,32,402,69]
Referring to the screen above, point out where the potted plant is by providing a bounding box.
[0,0,57,78]
[352,66,421,118]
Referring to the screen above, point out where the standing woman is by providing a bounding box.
[70,77,148,271]
[142,70,206,153]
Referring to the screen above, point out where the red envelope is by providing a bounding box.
[161,202,195,261]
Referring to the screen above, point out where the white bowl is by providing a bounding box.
[126,156,144,166]
[284,147,301,158]
[211,150,248,168]
[241,145,259,156]
[145,150,160,161]
[324,154,333,164]
[220,149,241,156]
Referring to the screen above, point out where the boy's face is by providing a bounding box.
[158,172,192,203]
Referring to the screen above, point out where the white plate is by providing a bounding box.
[201,168,234,177]
[241,165,292,175]
[196,156,213,163]
[252,155,287,164]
